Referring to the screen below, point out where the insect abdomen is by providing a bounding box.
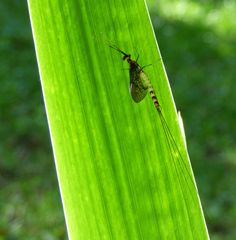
[149,88,160,110]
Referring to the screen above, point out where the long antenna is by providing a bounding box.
[109,45,129,57]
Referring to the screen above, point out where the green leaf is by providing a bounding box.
[28,0,209,239]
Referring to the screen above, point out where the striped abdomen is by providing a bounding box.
[148,85,161,112]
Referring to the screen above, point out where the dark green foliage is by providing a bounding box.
[149,2,236,239]
[0,1,66,239]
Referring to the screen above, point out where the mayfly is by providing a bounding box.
[110,45,197,199]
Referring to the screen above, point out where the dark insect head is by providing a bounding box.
[109,45,131,62]
[122,54,131,61]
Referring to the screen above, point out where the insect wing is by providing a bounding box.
[130,82,148,102]
[129,70,148,103]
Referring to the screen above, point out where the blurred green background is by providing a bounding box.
[1,0,235,239]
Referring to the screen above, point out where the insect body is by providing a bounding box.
[110,45,196,202]
[110,45,160,110]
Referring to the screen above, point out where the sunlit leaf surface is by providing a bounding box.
[28,0,209,239]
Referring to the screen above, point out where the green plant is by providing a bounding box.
[28,0,209,239]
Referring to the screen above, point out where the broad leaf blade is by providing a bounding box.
[28,0,209,239]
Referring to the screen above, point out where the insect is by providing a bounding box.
[109,45,196,200]
[109,45,160,109]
